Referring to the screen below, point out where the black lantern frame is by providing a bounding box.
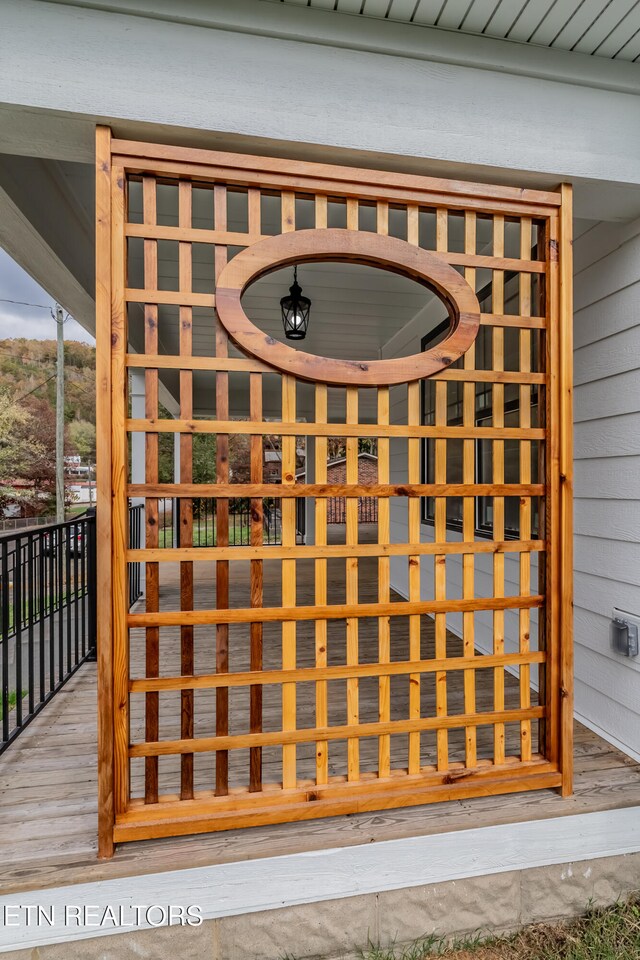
[280,266,311,340]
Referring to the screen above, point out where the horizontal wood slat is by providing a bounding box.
[125,289,215,307]
[128,594,544,627]
[126,354,271,373]
[127,419,546,440]
[129,706,547,758]
[115,761,562,842]
[113,139,561,211]
[125,354,544,378]
[130,650,546,693]
[128,482,544,499]
[128,539,545,562]
[125,222,545,273]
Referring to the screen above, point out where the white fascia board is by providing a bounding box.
[2,806,640,952]
[1,1,639,192]
[39,0,640,96]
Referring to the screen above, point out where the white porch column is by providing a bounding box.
[129,368,146,595]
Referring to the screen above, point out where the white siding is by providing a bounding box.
[572,217,640,758]
[383,216,640,759]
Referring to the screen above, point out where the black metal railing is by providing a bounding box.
[128,503,143,607]
[327,496,378,525]
[156,497,303,547]
[0,513,96,753]
[1,503,144,753]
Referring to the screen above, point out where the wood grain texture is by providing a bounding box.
[110,162,129,821]
[559,185,574,796]
[215,230,482,386]
[142,174,160,805]
[98,136,569,846]
[95,125,114,858]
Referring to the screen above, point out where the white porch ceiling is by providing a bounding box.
[264,0,640,61]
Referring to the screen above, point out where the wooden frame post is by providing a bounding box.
[95,125,114,858]
[559,183,574,796]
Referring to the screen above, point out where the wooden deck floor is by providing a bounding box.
[2,527,640,895]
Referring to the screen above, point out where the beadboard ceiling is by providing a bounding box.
[263,0,640,62]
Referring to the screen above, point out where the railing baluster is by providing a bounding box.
[1,539,9,743]
[14,536,23,728]
[27,535,35,715]
[0,509,109,753]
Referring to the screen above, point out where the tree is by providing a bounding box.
[69,420,96,462]
[0,390,47,514]
[18,397,59,513]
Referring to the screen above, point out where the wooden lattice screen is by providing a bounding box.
[95,129,573,855]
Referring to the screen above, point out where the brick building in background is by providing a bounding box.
[326,452,378,524]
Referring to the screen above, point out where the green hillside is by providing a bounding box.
[0,339,96,516]
[0,338,95,424]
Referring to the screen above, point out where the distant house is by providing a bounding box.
[263,448,282,482]
[264,446,306,482]
[326,452,378,524]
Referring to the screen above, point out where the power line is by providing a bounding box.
[0,298,52,310]
[14,373,57,403]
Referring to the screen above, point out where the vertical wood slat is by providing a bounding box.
[434,379,449,770]
[314,384,329,785]
[559,185,574,796]
[347,197,358,231]
[281,193,297,790]
[282,191,295,233]
[214,184,230,796]
[281,374,298,790]
[545,213,561,770]
[407,381,421,774]
[315,195,328,229]
[434,208,449,770]
[248,187,261,240]
[249,145,264,794]
[536,219,549,762]
[110,163,130,816]
[519,217,533,763]
[376,202,392,777]
[377,386,391,778]
[179,181,194,800]
[492,215,506,765]
[462,211,477,769]
[345,386,360,781]
[407,204,419,246]
[406,203,421,773]
[95,126,114,858]
[142,176,160,804]
[249,372,264,792]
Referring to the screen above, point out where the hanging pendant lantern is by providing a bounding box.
[280,266,311,340]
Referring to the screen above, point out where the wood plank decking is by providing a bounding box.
[2,527,639,895]
[3,664,639,897]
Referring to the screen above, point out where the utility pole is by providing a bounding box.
[55,304,65,524]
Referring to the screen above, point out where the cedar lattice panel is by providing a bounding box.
[95,132,573,849]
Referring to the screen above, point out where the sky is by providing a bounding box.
[0,248,95,346]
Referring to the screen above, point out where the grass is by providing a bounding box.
[0,690,24,721]
[158,524,282,548]
[281,898,640,960]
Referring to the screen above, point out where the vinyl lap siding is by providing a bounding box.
[572,216,640,759]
